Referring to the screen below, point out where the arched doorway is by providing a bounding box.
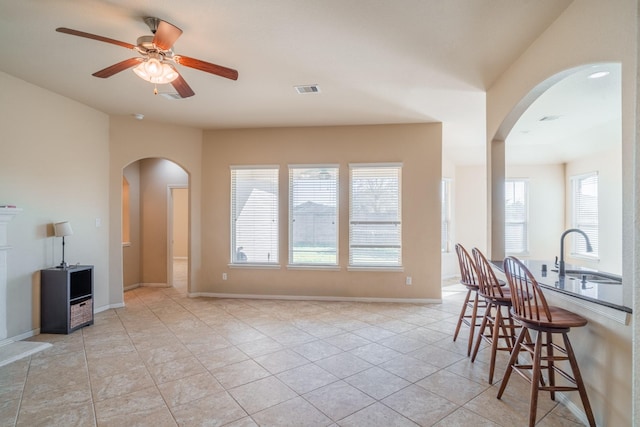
[122,158,190,292]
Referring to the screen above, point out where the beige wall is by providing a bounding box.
[486,0,636,424]
[201,124,442,300]
[0,71,110,336]
[109,117,202,300]
[454,165,487,252]
[172,188,189,259]
[139,158,188,284]
[122,162,141,288]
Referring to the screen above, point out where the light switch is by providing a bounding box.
[95,218,102,227]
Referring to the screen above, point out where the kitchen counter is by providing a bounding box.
[491,259,631,313]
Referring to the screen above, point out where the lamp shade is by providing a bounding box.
[54,221,73,237]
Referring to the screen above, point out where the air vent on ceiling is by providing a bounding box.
[159,92,183,100]
[294,84,321,94]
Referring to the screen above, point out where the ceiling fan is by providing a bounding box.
[56,17,238,98]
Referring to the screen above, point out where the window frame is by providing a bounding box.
[348,163,403,271]
[571,171,599,258]
[288,164,340,269]
[230,165,280,267]
[504,179,529,255]
[441,178,452,253]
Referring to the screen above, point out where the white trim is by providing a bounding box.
[228,263,281,270]
[555,392,591,427]
[347,266,404,272]
[0,328,39,346]
[230,164,280,170]
[286,264,341,271]
[288,163,340,169]
[173,256,188,260]
[140,282,171,288]
[188,292,440,304]
[123,283,140,291]
[95,303,124,313]
[349,162,403,168]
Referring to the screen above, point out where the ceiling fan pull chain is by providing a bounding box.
[154,84,158,95]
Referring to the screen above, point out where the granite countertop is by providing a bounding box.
[491,259,630,313]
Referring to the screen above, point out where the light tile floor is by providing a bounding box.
[0,263,586,426]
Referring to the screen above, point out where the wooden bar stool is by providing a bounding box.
[497,256,596,427]
[452,244,486,356]
[470,248,519,384]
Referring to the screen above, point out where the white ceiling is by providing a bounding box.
[0,0,600,165]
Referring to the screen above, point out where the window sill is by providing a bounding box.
[347,266,404,272]
[287,264,341,271]
[122,242,131,247]
[228,263,281,270]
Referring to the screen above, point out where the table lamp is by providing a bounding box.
[54,221,73,268]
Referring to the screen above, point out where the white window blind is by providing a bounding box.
[289,166,339,265]
[572,172,599,256]
[349,163,402,267]
[505,180,528,254]
[441,179,451,253]
[230,166,279,264]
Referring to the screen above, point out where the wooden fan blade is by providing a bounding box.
[153,20,183,51]
[174,55,238,81]
[56,27,135,49]
[171,73,195,98]
[92,58,143,78]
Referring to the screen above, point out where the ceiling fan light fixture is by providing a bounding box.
[133,59,179,84]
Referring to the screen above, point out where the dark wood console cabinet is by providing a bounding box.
[40,265,94,334]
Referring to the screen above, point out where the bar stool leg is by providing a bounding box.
[453,288,472,342]
[487,305,502,384]
[562,333,596,427]
[467,291,480,356]
[547,331,556,401]
[470,307,489,362]
[528,331,544,427]
[497,326,527,399]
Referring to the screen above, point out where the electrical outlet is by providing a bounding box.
[222,273,227,280]
[405,276,412,285]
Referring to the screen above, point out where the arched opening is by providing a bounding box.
[490,62,623,296]
[122,158,190,293]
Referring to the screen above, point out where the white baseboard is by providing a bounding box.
[141,282,170,288]
[188,292,441,304]
[95,303,124,313]
[555,392,590,426]
[123,283,140,291]
[0,328,40,346]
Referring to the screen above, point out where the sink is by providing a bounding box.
[565,270,622,285]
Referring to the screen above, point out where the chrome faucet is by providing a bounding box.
[559,228,593,276]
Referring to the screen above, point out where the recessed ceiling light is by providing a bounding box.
[588,71,610,79]
[132,113,144,120]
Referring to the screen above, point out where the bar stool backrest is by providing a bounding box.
[503,256,552,322]
[472,248,505,299]
[455,244,478,288]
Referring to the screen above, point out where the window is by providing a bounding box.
[230,166,279,265]
[289,165,339,266]
[441,179,451,253]
[572,172,599,256]
[505,179,528,254]
[349,163,402,267]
